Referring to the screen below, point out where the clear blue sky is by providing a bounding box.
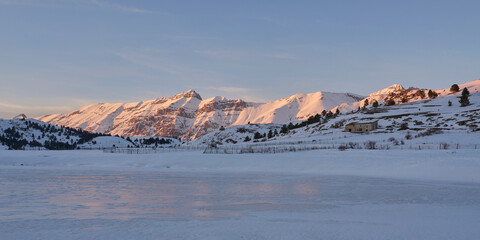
[1,0,479,118]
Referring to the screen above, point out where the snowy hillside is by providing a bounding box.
[233,91,363,125]
[334,79,480,113]
[0,118,178,150]
[37,90,361,140]
[192,80,480,152]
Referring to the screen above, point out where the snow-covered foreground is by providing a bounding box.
[1,150,480,239]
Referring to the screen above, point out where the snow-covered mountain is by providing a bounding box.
[37,90,362,139]
[233,91,363,125]
[333,79,480,113]
[192,80,480,150]
[35,80,480,140]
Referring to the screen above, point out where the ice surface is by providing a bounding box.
[1,150,480,239]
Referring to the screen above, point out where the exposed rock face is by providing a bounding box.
[38,90,250,140]
[37,89,362,139]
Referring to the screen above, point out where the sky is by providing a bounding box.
[1,0,479,118]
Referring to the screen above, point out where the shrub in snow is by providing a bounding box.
[398,122,409,130]
[440,142,449,150]
[385,99,396,106]
[450,84,460,92]
[364,141,376,150]
[405,132,412,140]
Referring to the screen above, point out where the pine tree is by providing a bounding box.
[448,100,452,106]
[335,109,340,115]
[459,88,470,107]
[274,129,278,136]
[280,124,288,134]
[254,132,263,139]
[427,90,438,99]
[267,130,273,139]
[244,136,251,142]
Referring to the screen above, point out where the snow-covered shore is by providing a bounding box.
[1,149,479,183]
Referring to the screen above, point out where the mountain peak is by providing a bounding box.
[13,114,27,120]
[172,89,202,100]
[369,84,404,97]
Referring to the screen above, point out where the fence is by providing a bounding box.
[101,142,479,155]
[103,146,205,154]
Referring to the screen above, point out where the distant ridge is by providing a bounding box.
[36,79,480,139]
[37,90,361,139]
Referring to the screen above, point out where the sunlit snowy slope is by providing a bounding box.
[37,90,362,139]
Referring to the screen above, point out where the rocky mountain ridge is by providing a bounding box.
[36,80,480,140]
[37,89,362,139]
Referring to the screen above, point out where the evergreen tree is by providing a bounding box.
[448,100,452,106]
[450,84,460,92]
[321,110,327,116]
[372,101,379,108]
[385,99,395,106]
[244,136,251,142]
[280,124,288,134]
[335,109,340,115]
[267,130,273,139]
[427,90,438,99]
[253,132,263,139]
[459,88,470,107]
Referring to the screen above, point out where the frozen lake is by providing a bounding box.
[1,168,480,239]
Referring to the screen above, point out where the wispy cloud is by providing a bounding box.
[114,49,225,84]
[197,86,269,103]
[203,86,255,94]
[236,15,288,27]
[194,50,246,58]
[158,34,219,41]
[195,49,295,60]
[114,51,184,75]
[0,0,150,13]
[0,0,41,6]
[266,53,296,59]
[90,0,149,13]
[0,102,73,112]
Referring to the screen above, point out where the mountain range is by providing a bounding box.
[36,80,480,140]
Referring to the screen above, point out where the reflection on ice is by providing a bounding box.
[0,170,479,222]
